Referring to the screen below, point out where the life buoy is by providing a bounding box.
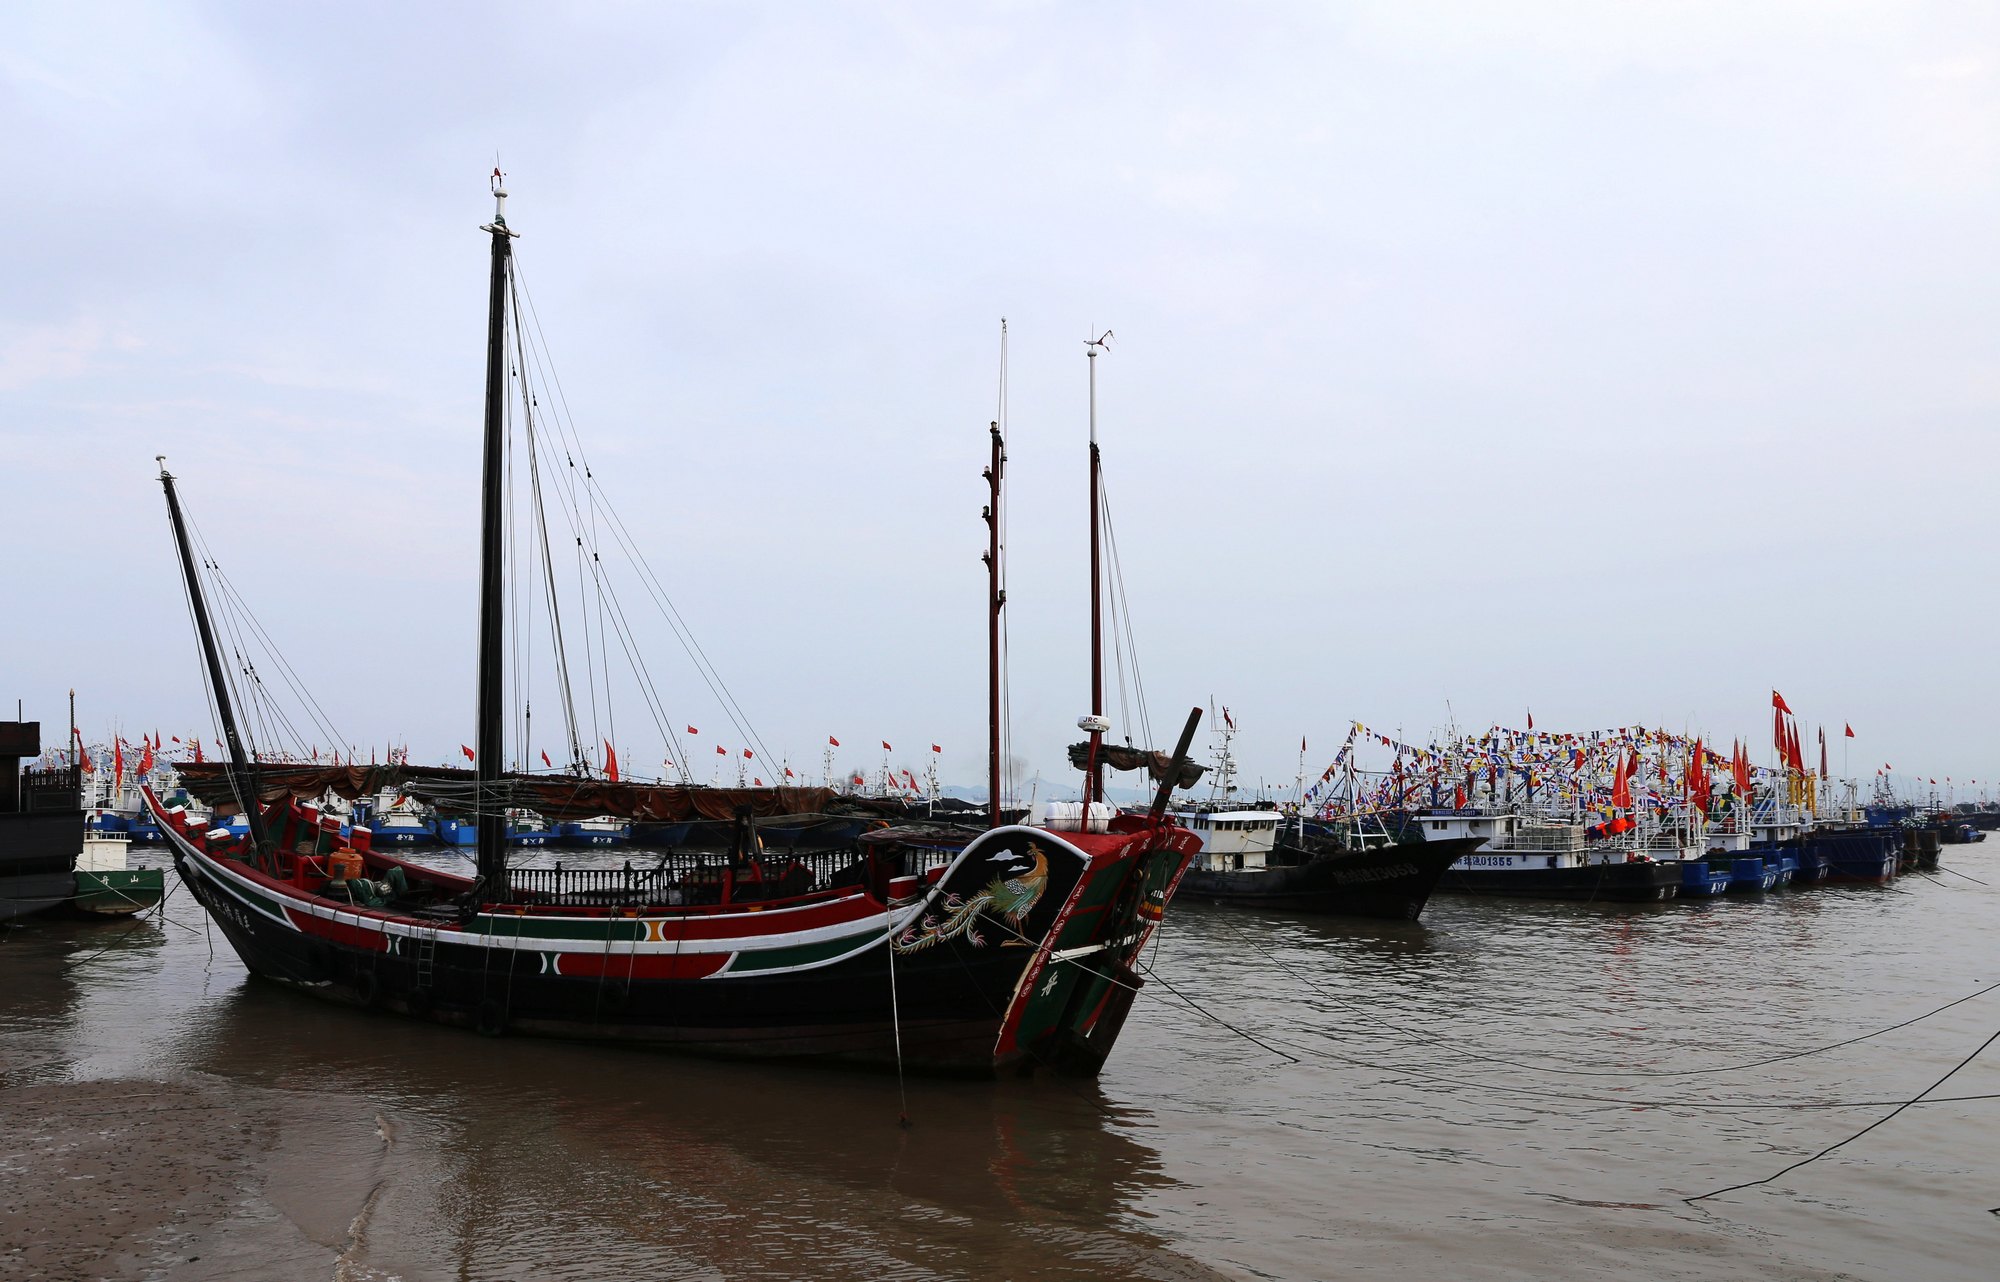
[474,998,509,1038]
[353,970,382,1007]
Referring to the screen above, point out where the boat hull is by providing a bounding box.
[69,868,166,916]
[1436,858,1680,902]
[1812,828,1901,884]
[1177,837,1481,920]
[0,811,83,922]
[154,792,1196,1076]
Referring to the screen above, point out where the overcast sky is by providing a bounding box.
[4,2,1997,796]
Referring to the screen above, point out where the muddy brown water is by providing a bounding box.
[3,846,1997,1280]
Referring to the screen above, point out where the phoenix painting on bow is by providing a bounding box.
[894,842,1051,953]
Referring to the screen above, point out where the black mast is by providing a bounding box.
[158,457,271,862]
[983,417,1005,829]
[475,175,518,899]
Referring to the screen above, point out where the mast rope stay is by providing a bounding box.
[509,258,776,773]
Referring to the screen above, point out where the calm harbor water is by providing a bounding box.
[4,846,1998,1280]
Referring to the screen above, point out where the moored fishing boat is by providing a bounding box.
[70,825,165,916]
[1174,807,1481,920]
[2,720,83,923]
[150,179,1206,1075]
[1427,812,1681,902]
[554,816,630,848]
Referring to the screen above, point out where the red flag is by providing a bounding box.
[715,745,726,756]
[1526,709,1534,730]
[784,767,795,778]
[171,736,181,744]
[193,739,204,764]
[1844,723,1855,738]
[461,744,475,763]
[1453,785,1467,809]
[1611,752,1632,810]
[851,773,865,786]
[114,740,123,790]
[138,741,155,776]
[1772,690,1792,715]
[931,743,942,754]
[1733,741,1752,797]
[604,740,620,783]
[743,748,754,760]
[1773,706,1785,754]
[828,735,840,747]
[881,740,892,751]
[540,749,552,767]
[1818,728,1827,780]
[753,777,763,786]
[80,748,94,774]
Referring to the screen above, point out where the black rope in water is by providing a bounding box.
[1129,957,1302,1064]
[885,932,911,1129]
[1203,908,2000,1080]
[1685,1022,2000,1203]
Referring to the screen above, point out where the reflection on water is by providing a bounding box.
[4,848,1998,1280]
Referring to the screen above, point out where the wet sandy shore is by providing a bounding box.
[1,1075,401,1282]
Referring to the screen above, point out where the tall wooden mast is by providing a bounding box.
[1081,332,1111,808]
[158,457,270,861]
[983,417,1005,828]
[475,175,519,897]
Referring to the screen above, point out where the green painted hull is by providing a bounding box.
[71,869,165,916]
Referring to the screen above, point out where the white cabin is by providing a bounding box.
[1171,809,1282,873]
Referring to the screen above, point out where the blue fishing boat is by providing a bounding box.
[555,816,630,848]
[506,815,551,847]
[435,816,477,847]
[370,803,435,846]
[1811,825,1899,883]
[1679,860,1731,896]
[631,819,693,846]
[1713,855,1779,892]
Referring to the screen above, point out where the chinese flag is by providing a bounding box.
[686,726,699,735]
[604,741,620,783]
[1844,723,1855,738]
[784,767,795,778]
[753,777,763,786]
[715,744,726,755]
[881,741,892,751]
[138,741,154,776]
[540,750,552,767]
[461,744,475,763]
[193,739,204,764]
[743,748,754,760]
[851,773,865,786]
[828,735,840,747]
[931,744,942,754]
[1772,690,1792,715]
